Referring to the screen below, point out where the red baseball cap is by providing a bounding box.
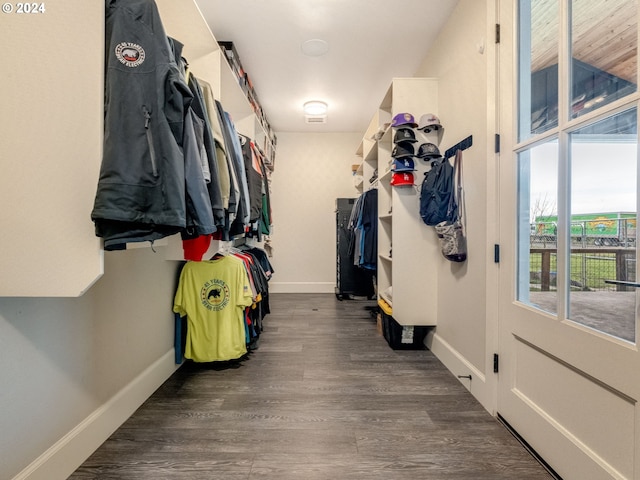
[390,172,414,187]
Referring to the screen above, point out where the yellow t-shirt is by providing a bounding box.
[173,256,253,362]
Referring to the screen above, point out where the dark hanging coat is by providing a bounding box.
[92,0,192,250]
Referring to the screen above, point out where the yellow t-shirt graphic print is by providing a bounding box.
[201,278,231,311]
[174,256,254,362]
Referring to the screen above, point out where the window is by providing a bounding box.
[517,0,638,343]
[518,139,559,315]
[519,0,559,139]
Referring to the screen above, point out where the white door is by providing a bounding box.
[498,1,640,479]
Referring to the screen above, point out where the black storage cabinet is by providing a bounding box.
[335,198,375,300]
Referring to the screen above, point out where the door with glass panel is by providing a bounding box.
[498,1,640,478]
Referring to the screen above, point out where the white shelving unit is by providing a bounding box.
[354,114,382,192]
[359,78,441,326]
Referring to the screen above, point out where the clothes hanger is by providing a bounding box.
[212,240,233,258]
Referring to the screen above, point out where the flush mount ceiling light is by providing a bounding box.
[301,39,329,57]
[303,100,328,116]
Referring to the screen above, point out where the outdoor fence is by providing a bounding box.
[530,219,637,292]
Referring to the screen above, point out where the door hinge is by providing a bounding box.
[495,133,500,153]
[493,353,499,373]
[494,244,500,263]
[495,24,501,43]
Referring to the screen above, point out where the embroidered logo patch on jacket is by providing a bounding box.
[115,42,146,68]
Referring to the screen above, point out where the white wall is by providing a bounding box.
[0,248,180,480]
[415,0,498,410]
[268,132,362,293]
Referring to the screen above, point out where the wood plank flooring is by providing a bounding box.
[69,293,553,479]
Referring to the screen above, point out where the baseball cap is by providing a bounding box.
[417,142,441,159]
[418,113,444,145]
[391,158,415,172]
[418,113,442,132]
[393,127,417,144]
[392,142,414,158]
[390,171,414,187]
[391,112,418,128]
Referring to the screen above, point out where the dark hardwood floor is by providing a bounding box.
[69,293,553,479]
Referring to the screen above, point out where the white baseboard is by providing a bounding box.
[269,282,335,294]
[12,350,179,480]
[426,331,494,413]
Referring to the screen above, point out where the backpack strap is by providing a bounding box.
[453,149,466,231]
[445,154,458,221]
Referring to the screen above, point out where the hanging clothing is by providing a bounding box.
[225,112,251,228]
[245,246,274,280]
[233,247,271,343]
[171,38,218,239]
[173,256,254,362]
[182,105,216,236]
[186,74,225,229]
[251,141,273,237]
[217,105,251,237]
[94,0,276,253]
[348,189,378,270]
[199,78,231,210]
[173,245,273,362]
[215,101,241,228]
[93,0,193,250]
[181,233,213,262]
[241,137,264,224]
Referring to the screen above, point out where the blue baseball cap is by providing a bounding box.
[391,158,415,172]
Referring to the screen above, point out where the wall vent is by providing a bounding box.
[305,115,327,124]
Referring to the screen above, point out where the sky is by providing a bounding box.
[528,140,637,217]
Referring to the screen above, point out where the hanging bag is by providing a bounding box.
[434,149,467,262]
[419,155,457,226]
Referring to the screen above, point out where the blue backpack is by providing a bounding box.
[419,157,457,226]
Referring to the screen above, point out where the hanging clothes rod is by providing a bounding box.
[443,135,473,159]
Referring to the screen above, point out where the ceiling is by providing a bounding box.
[194,0,460,134]
[531,0,637,83]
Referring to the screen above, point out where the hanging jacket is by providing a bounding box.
[171,38,216,238]
[216,101,250,237]
[92,0,192,249]
[200,79,231,210]
[255,146,272,235]
[182,106,216,236]
[215,100,240,225]
[225,112,251,227]
[186,74,225,230]
[241,138,264,224]
[359,189,378,269]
